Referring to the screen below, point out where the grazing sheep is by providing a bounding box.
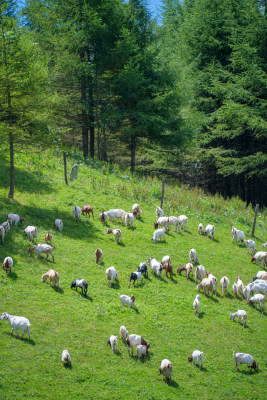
[220,276,230,297]
[42,269,59,288]
[28,244,54,262]
[107,229,122,244]
[81,205,94,218]
[2,256,13,274]
[0,312,31,340]
[62,350,72,367]
[1,221,10,234]
[253,271,267,281]
[54,219,63,232]
[118,294,135,307]
[137,262,148,278]
[197,278,213,297]
[177,263,194,280]
[230,310,247,328]
[248,294,266,313]
[245,239,256,254]
[167,216,180,233]
[158,359,173,383]
[204,224,215,239]
[0,225,5,243]
[156,206,165,219]
[231,227,245,245]
[124,211,137,228]
[233,351,258,372]
[232,282,238,298]
[71,279,88,296]
[24,226,38,243]
[119,326,129,343]
[106,266,118,287]
[236,276,244,297]
[251,252,267,267]
[107,335,118,354]
[147,257,163,278]
[193,295,201,317]
[189,248,198,264]
[45,232,52,245]
[162,255,171,265]
[178,215,188,231]
[154,217,170,232]
[163,261,173,279]
[152,228,166,243]
[73,206,81,222]
[137,345,149,360]
[195,265,206,284]
[126,334,150,356]
[128,271,143,288]
[105,209,126,223]
[250,281,267,295]
[188,350,203,369]
[95,248,103,264]
[198,223,204,234]
[99,210,108,224]
[132,203,142,218]
[206,271,218,296]
[7,214,24,227]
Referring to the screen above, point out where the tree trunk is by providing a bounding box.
[89,76,95,158]
[80,51,88,158]
[8,131,14,198]
[130,134,136,172]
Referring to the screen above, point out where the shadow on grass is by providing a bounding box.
[4,332,36,345]
[237,368,259,375]
[63,363,73,370]
[117,242,125,247]
[133,307,140,314]
[208,296,219,303]
[169,379,179,387]
[110,280,120,289]
[198,311,205,319]
[7,272,18,281]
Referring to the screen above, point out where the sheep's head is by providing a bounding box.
[251,256,255,262]
[0,312,8,320]
[107,229,112,234]
[188,356,193,363]
[28,246,35,255]
[251,360,258,370]
[19,217,24,224]
[154,222,158,229]
[71,281,76,289]
[130,295,135,302]
[236,275,240,281]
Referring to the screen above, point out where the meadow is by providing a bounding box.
[0,148,266,400]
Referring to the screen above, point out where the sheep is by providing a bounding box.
[198,223,204,234]
[245,239,256,254]
[106,266,118,287]
[152,228,166,243]
[99,210,108,224]
[7,213,24,227]
[95,248,103,264]
[42,269,59,288]
[206,271,218,296]
[71,279,88,296]
[132,203,142,218]
[62,350,72,367]
[242,281,266,302]
[0,225,5,243]
[119,326,129,343]
[231,227,245,245]
[195,265,206,284]
[24,226,38,243]
[105,209,126,223]
[177,263,194,280]
[156,206,165,219]
[233,351,258,372]
[262,242,267,249]
[28,244,54,262]
[248,294,266,313]
[251,252,267,267]
[155,217,170,232]
[107,229,122,244]
[220,276,230,297]
[158,359,173,383]
[137,262,148,278]
[107,335,118,354]
[189,248,198,264]
[162,255,171,265]
[124,211,137,228]
[193,295,201,317]
[250,281,267,295]
[253,271,267,281]
[232,282,238,297]
[167,216,180,233]
[197,278,213,297]
[236,276,244,296]
[178,215,188,231]
[81,205,94,218]
[128,271,143,288]
[54,219,63,232]
[137,345,149,360]
[204,224,215,239]
[1,221,10,234]
[2,256,13,274]
[73,206,81,222]
[147,257,163,278]
[126,334,150,356]
[45,232,52,245]
[0,312,31,340]
[188,350,203,369]
[118,294,135,307]
[230,310,247,328]
[163,261,173,279]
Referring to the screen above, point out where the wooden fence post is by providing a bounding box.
[63,152,68,185]
[251,204,259,237]
[160,178,165,209]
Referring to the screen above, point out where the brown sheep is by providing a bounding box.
[163,261,173,279]
[81,205,94,218]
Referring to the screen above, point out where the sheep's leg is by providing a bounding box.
[14,328,20,338]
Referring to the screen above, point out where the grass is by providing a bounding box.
[0,147,266,400]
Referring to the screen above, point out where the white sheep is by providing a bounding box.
[178,215,188,231]
[137,344,149,360]
[251,251,267,267]
[198,223,204,234]
[193,295,201,317]
[254,271,267,281]
[42,269,59,288]
[124,212,136,228]
[232,282,238,297]
[54,219,63,232]
[7,213,24,227]
[0,225,5,244]
[167,216,180,232]
[132,203,142,218]
[126,334,150,356]
[197,278,213,297]
[158,359,173,383]
[107,335,118,354]
[189,248,198,264]
[24,226,38,242]
[152,228,166,243]
[0,312,31,340]
[195,265,206,284]
[2,256,13,274]
[248,294,266,313]
[1,221,10,234]
[206,272,218,296]
[233,352,258,372]
[236,276,244,297]
[156,206,165,219]
[105,209,126,222]
[73,206,81,222]
[231,227,245,245]
[118,294,135,307]
[107,229,122,244]
[230,310,247,328]
[162,255,171,265]
[62,350,72,367]
[147,257,163,278]
[106,266,118,287]
[99,211,108,224]
[28,244,54,262]
[156,217,170,231]
[188,350,203,369]
[250,281,267,295]
[204,224,215,239]
[244,239,256,254]
[119,326,129,343]
[220,276,230,297]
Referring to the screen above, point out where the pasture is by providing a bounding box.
[0,149,266,400]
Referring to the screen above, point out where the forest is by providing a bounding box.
[0,0,266,205]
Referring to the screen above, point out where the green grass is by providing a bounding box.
[0,147,267,400]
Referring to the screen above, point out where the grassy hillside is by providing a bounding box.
[0,147,266,400]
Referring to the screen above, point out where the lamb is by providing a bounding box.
[54,219,63,232]
[147,257,163,278]
[233,351,258,372]
[155,217,170,231]
[231,227,245,245]
[137,262,148,278]
[206,271,218,296]
[107,335,118,354]
[0,225,5,243]
[251,252,267,267]
[244,239,256,254]
[195,265,206,284]
[188,350,203,369]
[197,278,213,297]
[106,266,119,287]
[0,312,31,340]
[1,221,10,234]
[137,345,149,360]
[28,244,54,262]
[71,279,88,296]
[158,359,173,383]
[118,294,135,307]
[177,263,194,280]
[178,215,188,231]
[42,269,59,288]
[156,206,165,219]
[73,206,81,222]
[128,271,143,287]
[62,350,72,367]
[107,229,122,244]
[232,282,238,298]
[119,326,129,343]
[2,256,13,274]
[152,228,166,243]
[124,211,137,228]
[95,248,103,264]
[236,276,244,296]
[230,310,247,328]
[132,203,142,218]
[163,261,173,279]
[204,224,215,239]
[253,271,267,281]
[126,334,150,356]
[193,295,201,317]
[7,213,24,227]
[189,248,198,264]
[45,232,52,245]
[198,223,204,234]
[24,226,38,243]
[220,276,230,297]
[81,205,94,218]
[248,294,266,313]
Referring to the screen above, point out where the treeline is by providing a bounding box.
[0,0,266,205]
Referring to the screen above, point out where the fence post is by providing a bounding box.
[251,204,259,237]
[160,178,165,209]
[63,152,68,185]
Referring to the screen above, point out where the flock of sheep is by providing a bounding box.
[1,203,267,383]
